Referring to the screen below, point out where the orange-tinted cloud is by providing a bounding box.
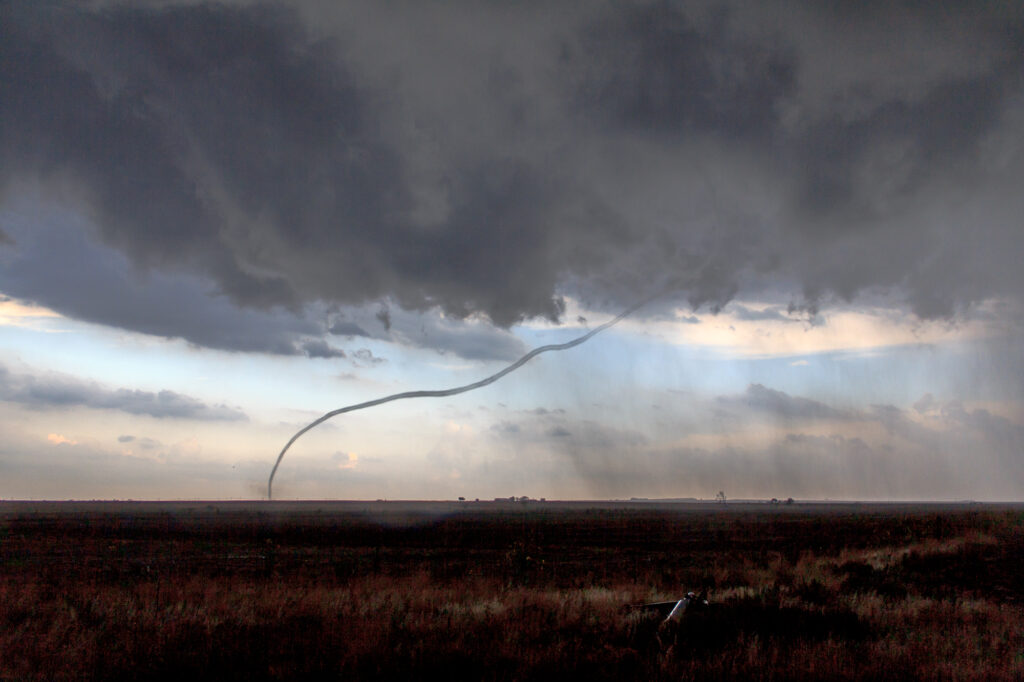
[47,433,77,445]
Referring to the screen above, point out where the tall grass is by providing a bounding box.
[2,507,1022,680]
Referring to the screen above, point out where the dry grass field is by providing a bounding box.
[1,501,1022,680]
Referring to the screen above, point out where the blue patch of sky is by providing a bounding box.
[511,320,1011,412]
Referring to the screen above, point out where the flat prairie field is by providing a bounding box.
[1,501,1022,681]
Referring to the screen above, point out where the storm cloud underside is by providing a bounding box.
[2,1,1023,339]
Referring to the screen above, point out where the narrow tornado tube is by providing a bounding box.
[268,297,655,499]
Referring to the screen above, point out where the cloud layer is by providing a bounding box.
[2,0,1022,351]
[0,364,247,421]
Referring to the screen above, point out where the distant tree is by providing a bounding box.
[458,496,465,502]
[716,491,727,504]
[785,497,795,505]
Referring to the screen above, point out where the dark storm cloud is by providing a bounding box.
[0,204,331,356]
[375,308,392,333]
[0,199,524,360]
[792,77,1003,216]
[570,3,797,138]
[327,305,527,362]
[2,0,1023,344]
[1,2,309,308]
[558,1,1024,317]
[0,365,247,421]
[0,1,571,328]
[300,340,345,360]
[397,312,528,362]
[328,320,369,338]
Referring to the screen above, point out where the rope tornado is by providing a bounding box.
[268,297,655,499]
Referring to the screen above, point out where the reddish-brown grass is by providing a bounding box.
[1,502,1022,680]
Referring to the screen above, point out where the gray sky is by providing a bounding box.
[1,0,1022,500]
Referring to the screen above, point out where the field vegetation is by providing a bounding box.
[1,501,1022,680]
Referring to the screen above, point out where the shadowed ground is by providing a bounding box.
[1,501,1022,680]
